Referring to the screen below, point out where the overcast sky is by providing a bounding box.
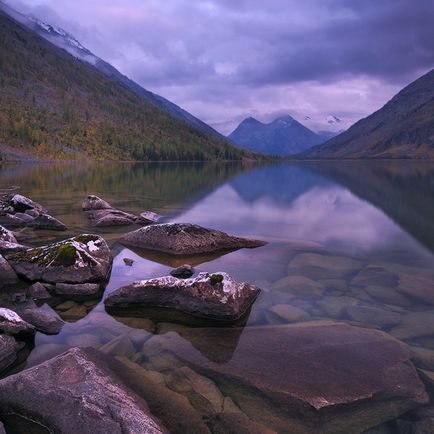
[9,0,434,134]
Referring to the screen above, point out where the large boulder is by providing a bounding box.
[147,321,429,433]
[120,223,266,255]
[82,195,160,227]
[0,194,66,231]
[5,234,112,285]
[0,347,166,434]
[105,272,261,323]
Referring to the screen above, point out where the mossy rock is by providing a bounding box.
[54,244,77,267]
[210,274,224,285]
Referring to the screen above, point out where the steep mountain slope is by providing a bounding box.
[0,0,223,140]
[0,9,249,161]
[229,115,324,156]
[303,69,434,158]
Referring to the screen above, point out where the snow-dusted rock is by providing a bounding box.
[5,234,112,285]
[0,308,35,336]
[105,272,261,322]
[120,223,266,255]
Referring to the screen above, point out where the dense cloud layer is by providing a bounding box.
[10,0,434,133]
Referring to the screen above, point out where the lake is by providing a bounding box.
[1,160,434,433]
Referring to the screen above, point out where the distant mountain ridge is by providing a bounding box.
[0,0,224,140]
[229,115,330,156]
[0,6,250,161]
[303,69,434,158]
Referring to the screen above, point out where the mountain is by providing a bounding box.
[303,69,434,158]
[228,115,325,156]
[0,6,251,161]
[0,1,223,140]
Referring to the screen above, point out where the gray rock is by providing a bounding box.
[351,265,399,288]
[139,211,162,224]
[397,273,434,305]
[54,282,102,300]
[0,308,35,336]
[123,257,134,266]
[288,253,362,279]
[105,272,261,323]
[19,305,65,335]
[6,234,112,285]
[28,213,67,231]
[0,225,17,243]
[120,223,266,255]
[0,334,22,374]
[0,254,18,285]
[86,208,138,227]
[13,212,34,223]
[345,305,401,328]
[27,282,52,300]
[170,264,194,278]
[82,194,113,210]
[272,275,325,297]
[0,225,26,255]
[0,421,5,434]
[0,347,166,434]
[154,321,428,433]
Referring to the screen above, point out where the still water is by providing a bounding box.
[1,161,434,433]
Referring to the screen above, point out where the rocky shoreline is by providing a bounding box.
[1,192,434,433]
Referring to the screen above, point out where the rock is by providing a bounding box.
[0,225,25,254]
[395,417,434,434]
[345,305,401,328]
[0,421,5,434]
[86,208,138,227]
[390,312,434,340]
[365,285,410,307]
[0,225,17,243]
[27,282,52,300]
[112,356,212,434]
[156,321,428,433]
[28,213,67,230]
[170,264,194,278]
[0,194,66,230]
[105,272,261,323]
[0,254,18,285]
[271,275,325,297]
[397,274,434,305]
[120,223,266,255]
[82,194,113,210]
[139,211,162,224]
[66,333,101,348]
[6,234,112,285]
[60,304,88,321]
[54,282,102,300]
[0,334,22,374]
[316,295,359,318]
[0,347,165,434]
[0,308,35,336]
[18,305,64,335]
[411,346,434,371]
[268,304,309,322]
[123,257,134,266]
[207,413,277,434]
[100,335,136,358]
[288,253,362,279]
[55,300,78,311]
[351,266,399,288]
[166,366,225,415]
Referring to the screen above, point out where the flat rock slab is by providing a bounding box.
[105,272,261,323]
[151,321,428,433]
[120,223,266,255]
[6,234,112,285]
[0,347,166,434]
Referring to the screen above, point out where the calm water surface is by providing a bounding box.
[1,161,434,433]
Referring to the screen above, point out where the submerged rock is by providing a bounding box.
[0,194,66,231]
[82,194,160,227]
[5,234,112,285]
[0,308,35,337]
[27,282,52,300]
[105,272,261,323]
[396,273,434,305]
[17,304,65,335]
[154,321,428,433]
[170,264,195,278]
[0,347,166,434]
[120,223,266,255]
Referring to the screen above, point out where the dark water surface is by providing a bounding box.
[1,161,434,433]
